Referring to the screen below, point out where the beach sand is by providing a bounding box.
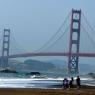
[0,86,95,95]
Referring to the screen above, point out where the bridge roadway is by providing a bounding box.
[4,52,95,58]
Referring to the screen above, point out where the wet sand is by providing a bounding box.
[0,86,95,95]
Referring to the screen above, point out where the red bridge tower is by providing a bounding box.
[1,29,10,68]
[68,9,81,74]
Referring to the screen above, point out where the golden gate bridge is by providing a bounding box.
[0,9,95,74]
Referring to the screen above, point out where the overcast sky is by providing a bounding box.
[0,0,95,63]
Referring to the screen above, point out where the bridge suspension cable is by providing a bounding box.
[33,11,71,52]
[82,12,95,36]
[10,32,27,54]
[81,25,95,45]
[41,25,70,52]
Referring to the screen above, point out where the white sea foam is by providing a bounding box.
[0,76,94,88]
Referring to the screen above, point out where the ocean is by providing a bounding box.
[0,73,94,88]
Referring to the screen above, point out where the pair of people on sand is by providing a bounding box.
[62,76,80,89]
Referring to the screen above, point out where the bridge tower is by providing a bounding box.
[1,29,10,68]
[68,9,81,74]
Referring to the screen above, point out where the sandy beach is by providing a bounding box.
[0,85,95,95]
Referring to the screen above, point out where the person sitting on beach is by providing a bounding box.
[69,77,74,88]
[63,78,69,89]
[76,76,81,88]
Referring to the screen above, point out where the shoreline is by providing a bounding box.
[0,85,94,95]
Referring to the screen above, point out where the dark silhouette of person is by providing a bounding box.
[76,76,81,88]
[69,77,74,88]
[63,78,69,89]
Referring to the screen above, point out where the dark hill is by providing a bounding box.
[6,59,56,73]
[24,59,55,71]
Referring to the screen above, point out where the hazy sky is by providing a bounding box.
[0,0,95,55]
[0,0,95,64]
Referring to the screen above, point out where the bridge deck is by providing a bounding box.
[5,52,95,58]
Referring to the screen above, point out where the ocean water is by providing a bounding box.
[0,73,94,88]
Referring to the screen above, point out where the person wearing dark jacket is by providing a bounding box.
[63,78,69,89]
[69,77,74,88]
[76,76,81,88]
